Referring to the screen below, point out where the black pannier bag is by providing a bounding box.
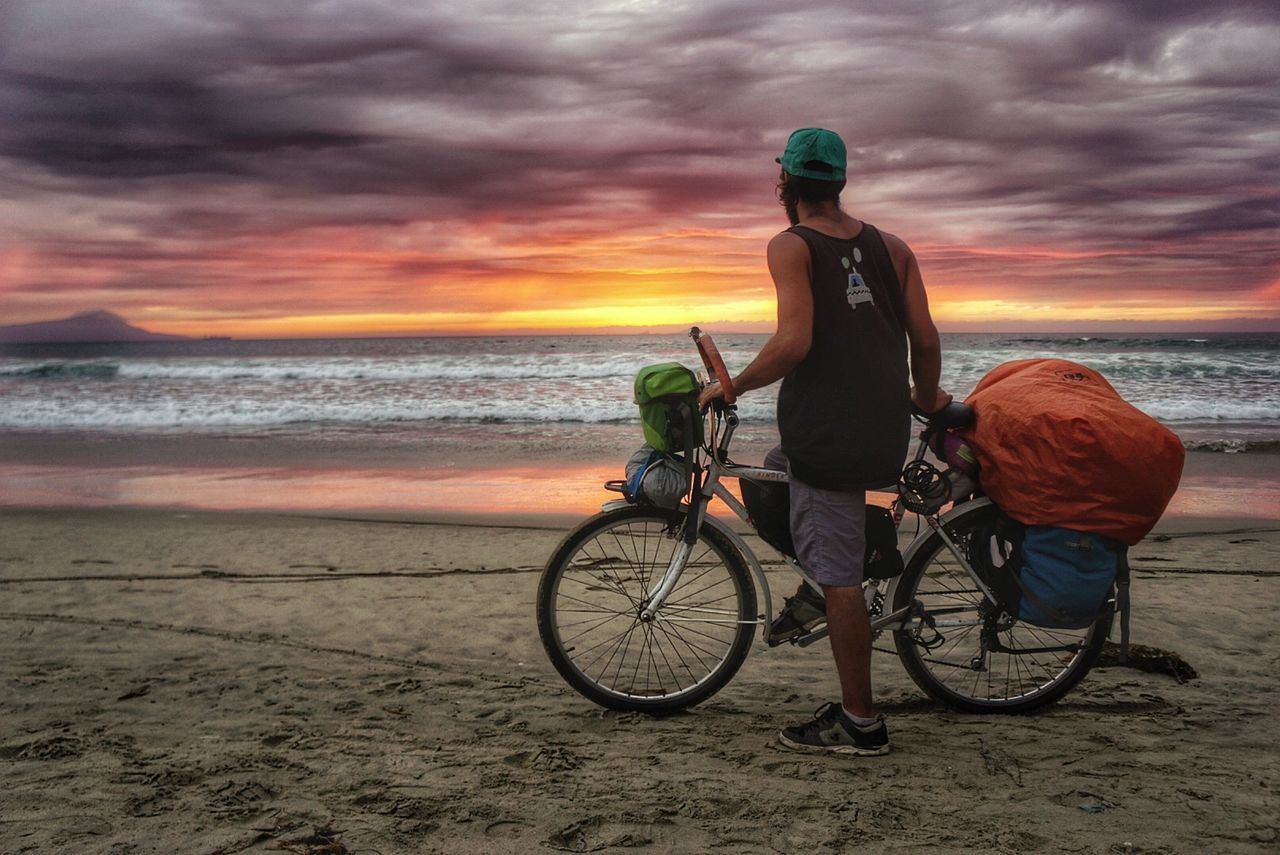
[739,478,904,581]
[968,513,1125,630]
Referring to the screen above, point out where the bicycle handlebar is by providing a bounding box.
[689,327,736,405]
[912,400,975,430]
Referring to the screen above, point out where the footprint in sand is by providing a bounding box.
[503,746,583,771]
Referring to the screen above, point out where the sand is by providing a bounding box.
[2,506,1278,854]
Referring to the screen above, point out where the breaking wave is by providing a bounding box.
[1183,439,1280,454]
[0,362,119,379]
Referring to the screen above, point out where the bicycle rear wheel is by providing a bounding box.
[891,499,1111,713]
[537,505,757,714]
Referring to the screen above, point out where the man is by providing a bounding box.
[698,127,950,756]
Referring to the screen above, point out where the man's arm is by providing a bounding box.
[699,232,812,409]
[883,231,951,412]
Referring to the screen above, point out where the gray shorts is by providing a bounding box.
[765,447,867,588]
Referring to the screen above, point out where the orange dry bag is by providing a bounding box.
[962,359,1184,545]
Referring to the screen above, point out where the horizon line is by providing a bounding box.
[6,327,1279,346]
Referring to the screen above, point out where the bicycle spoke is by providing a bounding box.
[655,622,716,680]
[643,522,673,590]
[625,615,646,695]
[657,618,720,675]
[663,571,734,607]
[558,610,630,645]
[602,532,648,603]
[659,627,710,681]
[650,616,701,691]
[659,612,734,646]
[554,589,633,615]
[571,615,636,662]
[576,540,641,607]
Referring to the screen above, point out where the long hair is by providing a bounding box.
[776,170,846,209]
[777,170,845,224]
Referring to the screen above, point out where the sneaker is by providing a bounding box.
[767,583,826,646]
[777,702,891,756]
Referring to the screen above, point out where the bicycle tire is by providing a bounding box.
[891,499,1111,713]
[537,505,757,714]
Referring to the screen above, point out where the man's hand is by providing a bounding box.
[911,385,953,414]
[698,380,726,412]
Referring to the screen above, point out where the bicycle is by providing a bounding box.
[536,328,1114,715]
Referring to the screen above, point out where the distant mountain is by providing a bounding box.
[0,310,190,344]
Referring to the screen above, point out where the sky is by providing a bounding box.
[0,0,1277,337]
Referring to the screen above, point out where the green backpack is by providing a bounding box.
[634,363,704,453]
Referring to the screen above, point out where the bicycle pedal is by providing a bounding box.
[794,626,830,648]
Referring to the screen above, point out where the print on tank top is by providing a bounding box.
[841,247,874,309]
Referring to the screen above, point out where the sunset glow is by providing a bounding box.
[1,1,1276,336]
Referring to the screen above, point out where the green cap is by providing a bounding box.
[776,127,847,181]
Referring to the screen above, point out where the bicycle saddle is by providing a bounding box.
[924,401,975,430]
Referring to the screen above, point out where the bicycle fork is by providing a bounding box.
[638,539,693,622]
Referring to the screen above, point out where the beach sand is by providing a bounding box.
[2,500,1278,854]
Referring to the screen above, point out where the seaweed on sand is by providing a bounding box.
[1097,641,1198,683]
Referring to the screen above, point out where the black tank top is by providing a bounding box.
[778,223,911,490]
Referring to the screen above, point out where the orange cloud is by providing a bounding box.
[5,214,1276,337]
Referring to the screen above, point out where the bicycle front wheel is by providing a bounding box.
[892,499,1111,713]
[537,505,757,714]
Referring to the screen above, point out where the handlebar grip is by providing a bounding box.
[689,327,736,405]
[915,400,975,430]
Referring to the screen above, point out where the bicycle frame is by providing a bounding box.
[618,400,1000,644]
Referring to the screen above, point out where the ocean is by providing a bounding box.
[2,332,1277,518]
[1,332,1277,451]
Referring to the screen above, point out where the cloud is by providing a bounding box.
[0,0,1276,330]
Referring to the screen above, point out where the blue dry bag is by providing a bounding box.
[975,519,1121,629]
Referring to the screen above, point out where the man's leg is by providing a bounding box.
[776,578,889,755]
[777,476,889,754]
[823,584,876,719]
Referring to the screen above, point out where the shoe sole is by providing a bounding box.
[766,618,827,648]
[777,732,891,756]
